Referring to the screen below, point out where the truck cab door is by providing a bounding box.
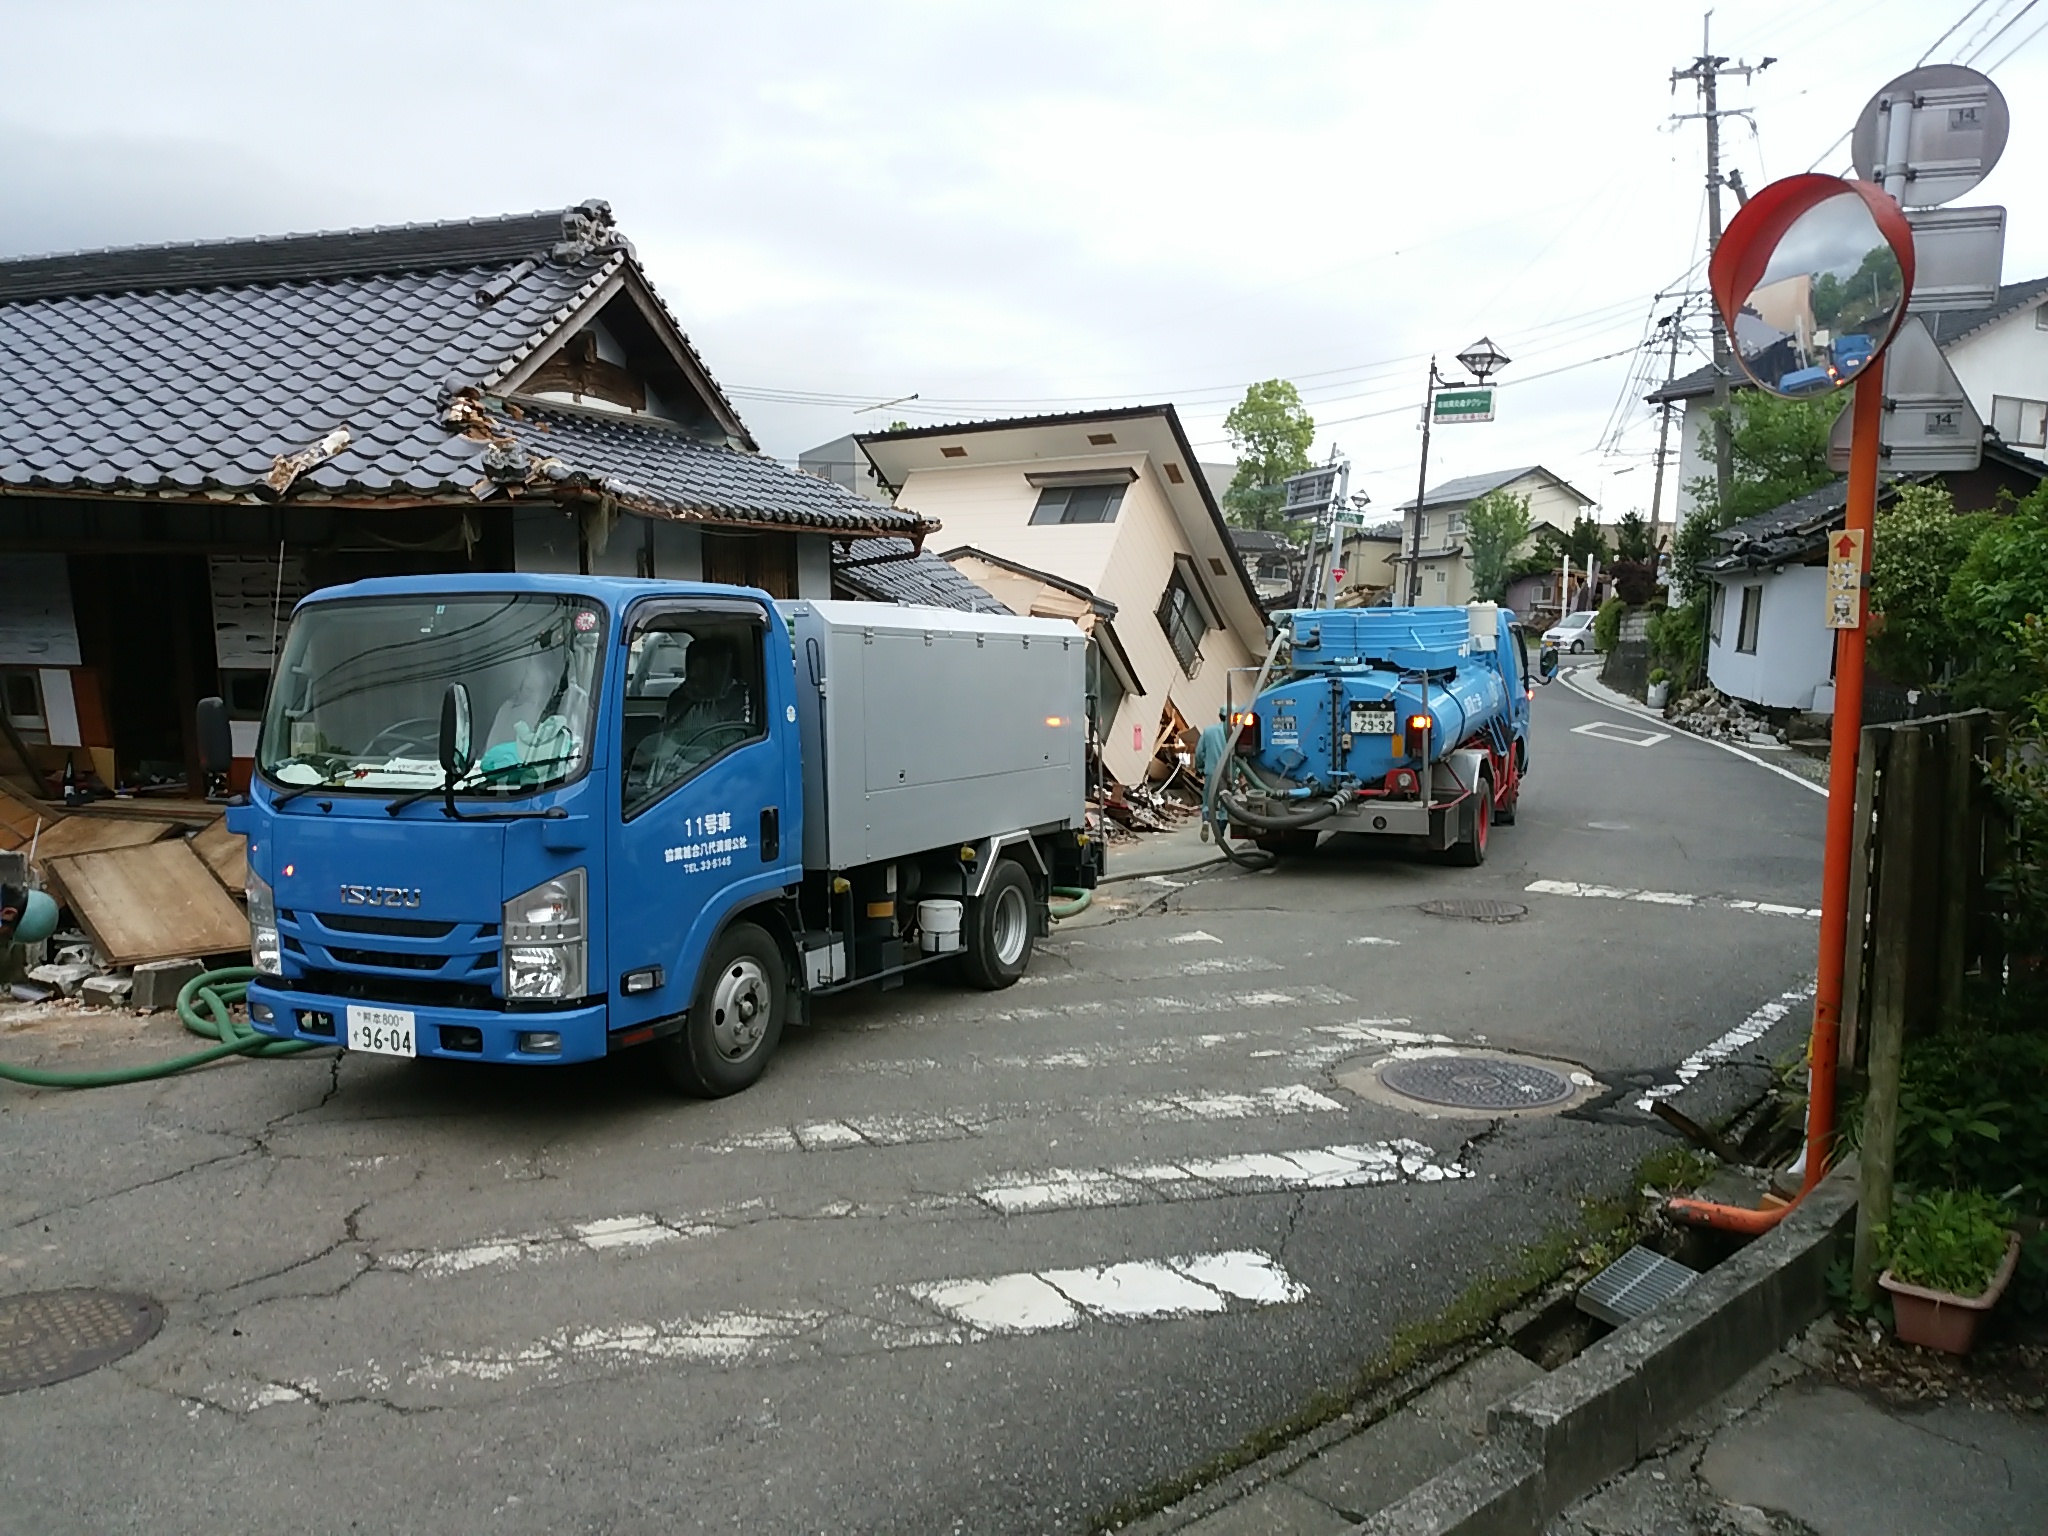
[608,598,786,1033]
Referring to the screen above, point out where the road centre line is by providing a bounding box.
[222,1250,1310,1409]
[1526,879,1820,919]
[1635,979,1818,1112]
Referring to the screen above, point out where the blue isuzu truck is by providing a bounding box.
[207,575,1096,1094]
[1210,604,1543,864]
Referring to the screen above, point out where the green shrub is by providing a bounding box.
[1893,1029,2048,1212]
[1947,481,2048,710]
[1593,596,1625,653]
[1867,483,1989,686]
[1646,596,1704,687]
[1880,1189,2013,1296]
[1648,667,1670,685]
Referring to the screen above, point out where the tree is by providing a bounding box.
[1671,390,1838,603]
[1614,510,1655,563]
[1947,480,2048,711]
[1221,380,1315,532]
[1867,484,1988,687]
[1464,488,1532,604]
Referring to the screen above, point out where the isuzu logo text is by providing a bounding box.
[339,885,423,908]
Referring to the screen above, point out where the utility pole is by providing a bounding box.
[1671,16,1773,518]
[1647,309,1685,553]
[1405,357,1441,606]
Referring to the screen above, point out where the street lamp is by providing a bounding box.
[1455,337,1511,382]
[1404,339,1511,604]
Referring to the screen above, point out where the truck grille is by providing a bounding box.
[278,910,501,1001]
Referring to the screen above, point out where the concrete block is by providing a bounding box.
[79,974,134,1009]
[1351,1443,1544,1536]
[1486,1169,1857,1504]
[27,960,97,996]
[131,957,204,1013]
[1178,1482,1353,1536]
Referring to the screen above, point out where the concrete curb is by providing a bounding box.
[1355,1164,1861,1535]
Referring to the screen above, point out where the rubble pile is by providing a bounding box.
[1665,687,1791,747]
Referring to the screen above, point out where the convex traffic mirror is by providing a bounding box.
[1710,173,1916,400]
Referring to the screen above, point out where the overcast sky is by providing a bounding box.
[4,0,2045,523]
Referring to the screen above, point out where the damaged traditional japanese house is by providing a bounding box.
[0,200,936,799]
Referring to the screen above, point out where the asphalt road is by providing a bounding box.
[0,666,1827,1534]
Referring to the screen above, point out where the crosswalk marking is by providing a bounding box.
[1635,979,1817,1111]
[976,1137,1470,1215]
[1527,878,1819,919]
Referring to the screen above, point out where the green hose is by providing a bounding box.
[0,965,326,1089]
[1049,886,1092,919]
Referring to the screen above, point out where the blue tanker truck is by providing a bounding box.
[202,574,1096,1095]
[1205,603,1549,865]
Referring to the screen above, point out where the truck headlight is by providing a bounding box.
[503,869,587,1002]
[247,870,282,976]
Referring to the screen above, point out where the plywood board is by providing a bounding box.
[0,783,60,853]
[188,818,248,893]
[28,815,175,865]
[45,840,251,966]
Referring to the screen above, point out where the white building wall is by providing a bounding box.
[1947,303,2048,465]
[1674,398,1714,524]
[1705,565,1834,711]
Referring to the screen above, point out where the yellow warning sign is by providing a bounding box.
[1825,528,1866,631]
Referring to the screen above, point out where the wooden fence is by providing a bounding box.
[1838,710,2013,1299]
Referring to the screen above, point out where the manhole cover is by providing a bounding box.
[1418,899,1528,922]
[1379,1055,1573,1110]
[0,1289,163,1394]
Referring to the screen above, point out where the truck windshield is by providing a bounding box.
[258,594,605,796]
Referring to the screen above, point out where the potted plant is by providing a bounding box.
[1878,1189,2022,1354]
[1646,668,1671,710]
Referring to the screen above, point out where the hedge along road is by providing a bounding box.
[0,681,1826,1534]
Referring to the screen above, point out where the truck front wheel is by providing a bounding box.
[961,860,1035,990]
[657,921,786,1096]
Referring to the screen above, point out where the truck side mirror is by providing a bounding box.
[196,696,234,774]
[439,682,473,777]
[1539,645,1560,685]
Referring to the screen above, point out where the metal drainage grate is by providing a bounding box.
[1417,899,1528,923]
[0,1289,164,1394]
[1379,1055,1573,1111]
[1577,1245,1700,1326]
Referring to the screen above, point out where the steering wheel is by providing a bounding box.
[359,717,440,758]
[671,721,754,758]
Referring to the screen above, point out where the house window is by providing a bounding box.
[2,670,45,740]
[1156,564,1211,676]
[1710,583,1726,644]
[2036,304,2048,329]
[1991,394,2048,449]
[1736,585,1763,654]
[1446,511,1466,536]
[1030,483,1126,526]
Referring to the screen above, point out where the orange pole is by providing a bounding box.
[1670,357,1884,1233]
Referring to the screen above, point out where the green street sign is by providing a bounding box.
[1433,388,1496,424]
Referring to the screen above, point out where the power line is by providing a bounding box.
[1965,0,2041,61]
[1920,0,1997,62]
[1982,4,2048,66]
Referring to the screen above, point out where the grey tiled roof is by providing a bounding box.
[0,204,921,535]
[1397,466,1589,511]
[503,406,923,533]
[833,538,1011,612]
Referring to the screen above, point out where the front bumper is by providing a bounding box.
[246,978,611,1064]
